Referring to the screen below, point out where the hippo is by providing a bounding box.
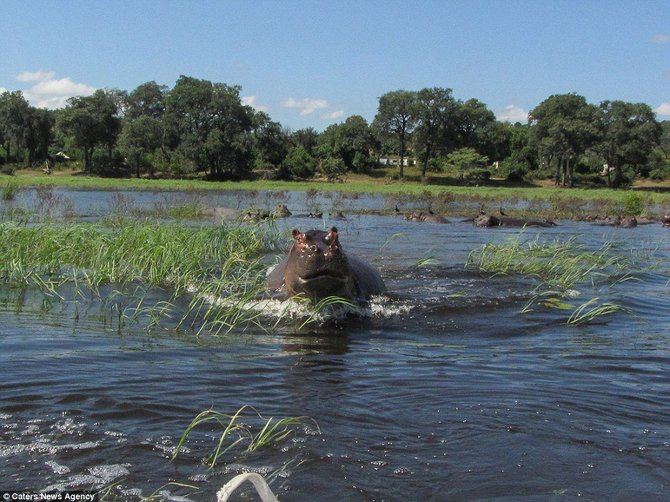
[473,214,556,228]
[589,215,637,227]
[266,227,386,303]
[242,210,270,223]
[272,204,292,218]
[404,211,449,224]
[663,214,670,227]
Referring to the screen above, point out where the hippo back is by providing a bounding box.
[346,255,386,299]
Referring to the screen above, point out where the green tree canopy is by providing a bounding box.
[596,100,661,187]
[413,87,459,177]
[56,89,121,172]
[529,93,599,186]
[165,76,255,179]
[0,91,30,163]
[373,90,417,178]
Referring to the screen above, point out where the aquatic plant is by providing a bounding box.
[173,405,319,469]
[0,219,362,334]
[466,235,636,290]
[0,220,286,334]
[466,234,641,324]
[567,297,629,325]
[2,181,16,201]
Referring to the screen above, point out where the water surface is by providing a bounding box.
[1,189,669,500]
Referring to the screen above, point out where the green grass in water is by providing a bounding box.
[0,220,286,334]
[466,234,640,324]
[173,405,319,469]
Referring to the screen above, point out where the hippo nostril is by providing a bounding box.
[309,245,318,253]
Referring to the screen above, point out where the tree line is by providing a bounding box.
[1,75,668,188]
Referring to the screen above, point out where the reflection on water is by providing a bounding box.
[1,189,670,500]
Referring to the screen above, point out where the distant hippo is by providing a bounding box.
[590,215,637,227]
[473,214,556,228]
[242,210,271,222]
[272,204,292,217]
[267,227,385,302]
[663,214,670,227]
[404,211,449,224]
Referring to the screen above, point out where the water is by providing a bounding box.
[1,188,670,500]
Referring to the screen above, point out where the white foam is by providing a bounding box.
[157,490,196,502]
[189,284,412,324]
[88,463,131,482]
[45,460,71,475]
[223,463,273,475]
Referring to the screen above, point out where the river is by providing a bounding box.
[1,188,669,500]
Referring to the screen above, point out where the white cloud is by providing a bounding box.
[242,95,268,112]
[16,72,97,109]
[0,87,7,94]
[323,110,344,120]
[653,33,670,44]
[282,97,329,116]
[16,70,55,82]
[655,102,670,116]
[496,104,528,123]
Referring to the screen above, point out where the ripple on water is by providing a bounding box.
[43,464,130,491]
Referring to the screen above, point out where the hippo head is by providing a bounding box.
[283,227,351,299]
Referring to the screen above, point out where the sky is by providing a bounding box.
[1,0,669,130]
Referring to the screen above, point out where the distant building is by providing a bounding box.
[378,157,416,167]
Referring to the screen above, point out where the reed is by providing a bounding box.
[567,297,629,325]
[466,235,636,290]
[467,234,641,324]
[0,220,286,334]
[173,405,319,469]
[0,219,352,334]
[2,181,16,201]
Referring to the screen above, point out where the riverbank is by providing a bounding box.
[3,168,670,219]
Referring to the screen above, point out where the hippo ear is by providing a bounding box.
[327,227,339,244]
[292,229,302,240]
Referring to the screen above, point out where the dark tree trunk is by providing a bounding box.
[399,135,405,179]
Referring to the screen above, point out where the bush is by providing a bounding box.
[622,192,645,216]
[318,156,346,179]
[498,159,527,182]
[284,146,315,179]
[427,156,447,173]
[649,166,670,181]
[466,168,491,182]
[0,164,16,175]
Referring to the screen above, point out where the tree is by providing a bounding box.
[456,98,496,150]
[56,90,122,172]
[595,100,661,187]
[529,93,599,187]
[165,76,255,178]
[373,90,417,178]
[318,115,375,172]
[125,81,167,120]
[23,107,54,165]
[0,91,30,163]
[252,112,289,169]
[413,87,459,177]
[118,115,162,178]
[291,127,319,155]
[446,147,489,171]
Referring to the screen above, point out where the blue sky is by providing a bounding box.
[2,0,669,130]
